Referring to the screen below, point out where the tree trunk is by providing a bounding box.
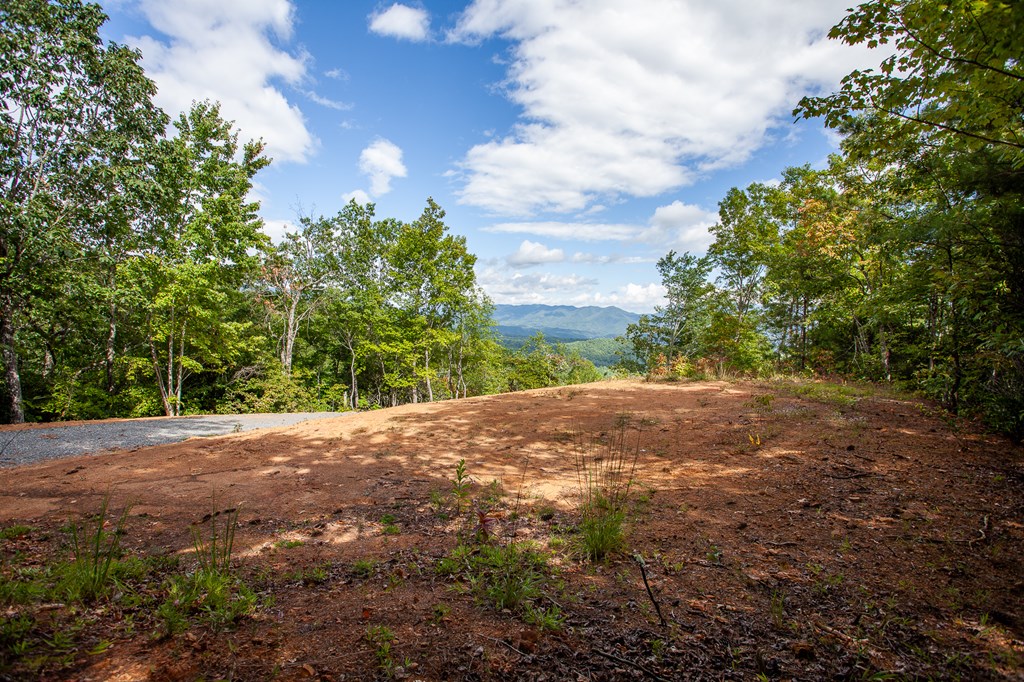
[0,299,25,424]
[282,296,298,377]
[424,349,433,402]
[106,299,117,394]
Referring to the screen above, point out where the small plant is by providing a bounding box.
[366,624,396,677]
[429,602,451,625]
[571,417,644,561]
[524,603,564,631]
[770,590,785,628]
[64,494,133,602]
[429,489,447,515]
[380,514,400,536]
[452,459,471,515]
[0,525,31,541]
[157,565,258,636]
[352,558,378,579]
[438,541,555,622]
[191,502,239,575]
[274,539,304,550]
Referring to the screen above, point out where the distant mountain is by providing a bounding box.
[492,304,641,340]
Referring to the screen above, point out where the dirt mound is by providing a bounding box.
[1,379,1021,680]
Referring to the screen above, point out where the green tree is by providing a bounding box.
[259,215,342,378]
[620,251,714,375]
[797,0,1024,436]
[0,0,164,422]
[124,101,269,416]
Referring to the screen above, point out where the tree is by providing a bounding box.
[259,215,341,378]
[620,251,715,375]
[125,101,269,416]
[387,198,478,403]
[0,0,164,422]
[797,0,1024,166]
[797,0,1024,436]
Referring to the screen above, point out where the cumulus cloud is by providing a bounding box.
[638,201,719,253]
[127,0,316,164]
[369,4,430,41]
[262,218,299,244]
[477,266,597,304]
[342,189,372,205]
[484,221,638,241]
[507,240,565,267]
[587,283,667,313]
[358,139,407,196]
[449,0,883,215]
[482,200,719,252]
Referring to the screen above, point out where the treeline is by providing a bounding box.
[621,1,1024,439]
[0,0,601,423]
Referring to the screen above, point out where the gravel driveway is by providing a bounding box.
[0,412,346,468]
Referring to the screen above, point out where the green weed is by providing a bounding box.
[452,459,471,515]
[191,502,239,575]
[366,624,397,677]
[352,558,378,579]
[0,525,31,541]
[572,416,643,561]
[64,494,133,602]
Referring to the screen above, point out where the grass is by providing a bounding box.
[571,415,644,561]
[352,558,378,579]
[380,514,400,535]
[157,501,256,636]
[366,624,397,677]
[64,494,133,602]
[190,502,239,575]
[0,525,31,541]
[438,541,559,625]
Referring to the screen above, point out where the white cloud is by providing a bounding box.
[507,240,565,267]
[484,221,638,241]
[481,199,718,251]
[324,67,349,81]
[572,252,650,265]
[638,201,719,253]
[128,0,316,164]
[304,91,352,110]
[450,0,884,215]
[369,4,430,41]
[262,218,298,243]
[342,189,372,205]
[358,138,407,196]
[477,266,597,304]
[586,283,667,313]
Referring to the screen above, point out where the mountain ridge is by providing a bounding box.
[492,304,641,340]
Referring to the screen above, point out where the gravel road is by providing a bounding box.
[0,412,346,468]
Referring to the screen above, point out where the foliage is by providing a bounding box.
[190,503,239,575]
[64,494,132,602]
[572,416,643,560]
[0,0,165,423]
[438,541,557,619]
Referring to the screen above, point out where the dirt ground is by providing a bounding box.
[1,379,1022,681]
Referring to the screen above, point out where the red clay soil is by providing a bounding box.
[0,379,1022,681]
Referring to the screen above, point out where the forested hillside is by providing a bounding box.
[619,1,1024,439]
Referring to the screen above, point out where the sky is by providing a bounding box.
[97,0,885,314]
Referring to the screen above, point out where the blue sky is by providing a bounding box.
[98,1,884,313]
